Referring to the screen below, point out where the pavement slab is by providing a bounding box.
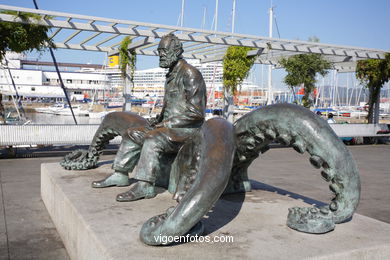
[0,158,69,260]
[41,162,390,260]
[0,171,8,260]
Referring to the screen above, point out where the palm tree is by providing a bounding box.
[119,36,136,111]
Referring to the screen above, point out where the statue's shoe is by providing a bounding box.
[91,172,130,188]
[116,181,156,202]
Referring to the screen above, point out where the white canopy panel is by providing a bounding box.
[0,4,388,72]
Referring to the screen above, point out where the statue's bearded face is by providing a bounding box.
[158,38,180,68]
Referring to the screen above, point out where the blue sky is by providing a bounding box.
[1,0,389,89]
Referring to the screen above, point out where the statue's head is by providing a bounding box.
[157,33,183,68]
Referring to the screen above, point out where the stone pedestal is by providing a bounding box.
[41,162,390,260]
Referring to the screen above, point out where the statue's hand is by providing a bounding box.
[128,127,149,144]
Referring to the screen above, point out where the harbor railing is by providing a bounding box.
[0,124,121,146]
[0,124,388,147]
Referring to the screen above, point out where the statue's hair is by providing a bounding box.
[162,33,183,57]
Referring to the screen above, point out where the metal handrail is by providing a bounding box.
[0,123,388,147]
[0,124,121,146]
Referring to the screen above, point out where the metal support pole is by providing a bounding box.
[32,0,77,124]
[201,7,207,29]
[267,6,273,105]
[231,0,236,34]
[215,0,219,31]
[180,0,185,27]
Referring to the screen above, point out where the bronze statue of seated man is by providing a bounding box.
[61,33,207,202]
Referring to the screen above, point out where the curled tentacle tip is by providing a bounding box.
[287,206,335,234]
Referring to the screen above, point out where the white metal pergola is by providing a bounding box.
[0,4,388,73]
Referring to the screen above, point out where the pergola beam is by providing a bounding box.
[79,32,102,45]
[200,54,224,63]
[108,36,155,56]
[53,43,113,52]
[63,30,82,44]
[200,48,264,63]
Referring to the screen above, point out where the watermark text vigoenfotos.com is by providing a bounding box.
[154,234,234,244]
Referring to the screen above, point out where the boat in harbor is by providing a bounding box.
[35,103,89,117]
[55,104,89,117]
[88,111,109,119]
[34,103,66,114]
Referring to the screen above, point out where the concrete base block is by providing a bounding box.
[41,162,390,260]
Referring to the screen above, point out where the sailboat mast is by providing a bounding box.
[267,5,274,105]
[202,6,207,29]
[215,0,219,31]
[180,0,185,27]
[231,0,236,33]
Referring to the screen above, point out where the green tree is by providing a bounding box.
[222,46,256,121]
[0,11,53,123]
[356,53,390,124]
[0,11,53,61]
[280,54,332,108]
[119,36,137,111]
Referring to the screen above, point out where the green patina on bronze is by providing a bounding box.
[60,34,361,245]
